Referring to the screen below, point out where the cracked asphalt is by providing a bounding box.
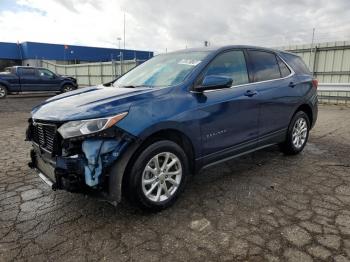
[1,94,350,261]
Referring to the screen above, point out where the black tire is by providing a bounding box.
[0,85,7,99]
[61,84,75,93]
[280,111,310,155]
[124,140,189,212]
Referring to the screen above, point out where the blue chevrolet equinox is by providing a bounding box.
[27,46,318,211]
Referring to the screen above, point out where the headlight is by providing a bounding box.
[58,112,128,139]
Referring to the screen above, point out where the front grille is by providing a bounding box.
[31,122,58,153]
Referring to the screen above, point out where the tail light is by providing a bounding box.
[312,79,318,89]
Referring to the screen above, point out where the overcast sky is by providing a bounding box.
[0,0,349,53]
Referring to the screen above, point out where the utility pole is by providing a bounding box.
[123,13,126,50]
[117,37,122,50]
[116,37,122,77]
[309,28,315,72]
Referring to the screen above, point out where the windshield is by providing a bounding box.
[113,51,209,88]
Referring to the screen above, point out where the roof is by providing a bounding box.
[0,41,153,62]
[0,42,21,60]
[169,45,287,54]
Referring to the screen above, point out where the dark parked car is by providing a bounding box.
[27,46,318,211]
[0,66,78,98]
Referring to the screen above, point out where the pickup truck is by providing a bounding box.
[0,66,78,98]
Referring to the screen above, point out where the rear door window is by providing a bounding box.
[248,50,281,82]
[202,50,249,86]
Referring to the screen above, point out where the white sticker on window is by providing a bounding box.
[178,59,201,66]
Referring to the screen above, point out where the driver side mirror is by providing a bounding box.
[194,75,233,92]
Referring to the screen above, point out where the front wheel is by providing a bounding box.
[280,111,310,155]
[61,85,75,93]
[0,85,7,99]
[124,140,189,211]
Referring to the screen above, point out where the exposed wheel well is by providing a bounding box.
[0,83,8,89]
[122,129,196,194]
[295,104,313,126]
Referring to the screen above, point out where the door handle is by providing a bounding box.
[244,90,258,97]
[289,82,296,88]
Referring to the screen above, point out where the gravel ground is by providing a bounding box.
[0,94,350,262]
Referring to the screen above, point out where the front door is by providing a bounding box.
[37,68,61,91]
[195,50,260,161]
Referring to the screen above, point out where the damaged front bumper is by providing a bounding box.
[27,120,137,203]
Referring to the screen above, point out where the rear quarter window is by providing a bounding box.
[277,56,291,77]
[280,53,311,75]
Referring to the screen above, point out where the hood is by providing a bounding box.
[60,75,76,80]
[32,85,156,121]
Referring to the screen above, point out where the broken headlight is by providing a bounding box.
[58,112,128,139]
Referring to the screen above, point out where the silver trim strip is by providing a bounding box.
[38,171,54,187]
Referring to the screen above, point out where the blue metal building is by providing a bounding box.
[0,41,153,65]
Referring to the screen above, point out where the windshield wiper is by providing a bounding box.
[117,85,151,88]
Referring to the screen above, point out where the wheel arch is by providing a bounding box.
[60,81,75,90]
[294,103,313,126]
[0,80,9,89]
[125,129,196,180]
[107,128,197,204]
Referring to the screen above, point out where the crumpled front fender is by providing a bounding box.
[106,139,142,205]
[82,139,128,187]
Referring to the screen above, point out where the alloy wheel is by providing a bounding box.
[63,86,74,92]
[292,117,308,149]
[141,152,182,203]
[0,86,6,97]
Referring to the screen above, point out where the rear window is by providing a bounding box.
[19,68,36,76]
[281,53,310,75]
[248,50,281,82]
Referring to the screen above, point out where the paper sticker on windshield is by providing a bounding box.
[178,59,201,66]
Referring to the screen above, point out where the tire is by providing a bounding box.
[61,84,75,93]
[280,111,310,155]
[124,140,189,212]
[0,85,7,99]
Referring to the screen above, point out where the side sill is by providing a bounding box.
[199,143,276,170]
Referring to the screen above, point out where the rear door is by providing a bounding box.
[18,67,40,91]
[37,68,61,91]
[246,50,299,144]
[196,49,260,162]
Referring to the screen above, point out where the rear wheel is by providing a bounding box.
[124,140,188,211]
[280,111,310,155]
[61,84,75,93]
[0,85,7,98]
